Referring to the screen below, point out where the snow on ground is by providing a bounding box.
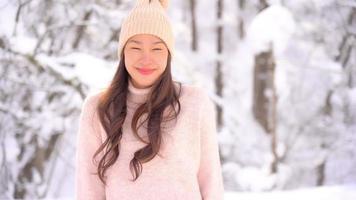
[224,185,356,200]
[42,185,356,200]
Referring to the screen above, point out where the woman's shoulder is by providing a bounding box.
[81,90,106,112]
[177,82,212,104]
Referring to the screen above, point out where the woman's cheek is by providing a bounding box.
[156,53,168,69]
[160,61,167,71]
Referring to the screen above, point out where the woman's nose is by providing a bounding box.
[139,51,153,64]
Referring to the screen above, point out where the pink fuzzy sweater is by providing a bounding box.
[75,81,224,200]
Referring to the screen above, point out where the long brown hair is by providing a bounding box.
[93,53,181,184]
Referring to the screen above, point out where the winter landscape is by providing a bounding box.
[0,0,355,199]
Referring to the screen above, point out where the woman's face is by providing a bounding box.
[124,34,169,89]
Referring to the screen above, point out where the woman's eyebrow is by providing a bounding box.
[152,41,164,45]
[128,40,141,44]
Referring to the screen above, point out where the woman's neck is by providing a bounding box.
[127,79,152,106]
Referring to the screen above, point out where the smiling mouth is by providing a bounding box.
[137,68,155,75]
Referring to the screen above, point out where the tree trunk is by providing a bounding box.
[14,133,61,198]
[316,160,326,186]
[335,7,356,88]
[258,0,269,12]
[334,8,356,124]
[237,0,245,39]
[189,0,198,51]
[252,47,278,173]
[215,0,224,128]
[72,9,93,49]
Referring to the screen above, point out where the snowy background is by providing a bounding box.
[0,0,356,199]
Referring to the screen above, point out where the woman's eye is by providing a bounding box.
[131,47,140,50]
[152,48,162,51]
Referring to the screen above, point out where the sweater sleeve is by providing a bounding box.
[75,94,106,200]
[197,91,225,200]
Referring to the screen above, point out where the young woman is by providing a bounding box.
[75,0,224,199]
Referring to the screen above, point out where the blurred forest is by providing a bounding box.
[0,0,355,199]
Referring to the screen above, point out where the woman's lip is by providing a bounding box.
[137,68,155,75]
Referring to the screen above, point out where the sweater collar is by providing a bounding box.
[127,79,152,105]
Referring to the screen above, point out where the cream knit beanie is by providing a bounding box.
[117,0,174,58]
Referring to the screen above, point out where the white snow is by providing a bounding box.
[1,0,355,199]
[225,185,356,200]
[247,5,296,56]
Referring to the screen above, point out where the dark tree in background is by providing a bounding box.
[215,0,224,128]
